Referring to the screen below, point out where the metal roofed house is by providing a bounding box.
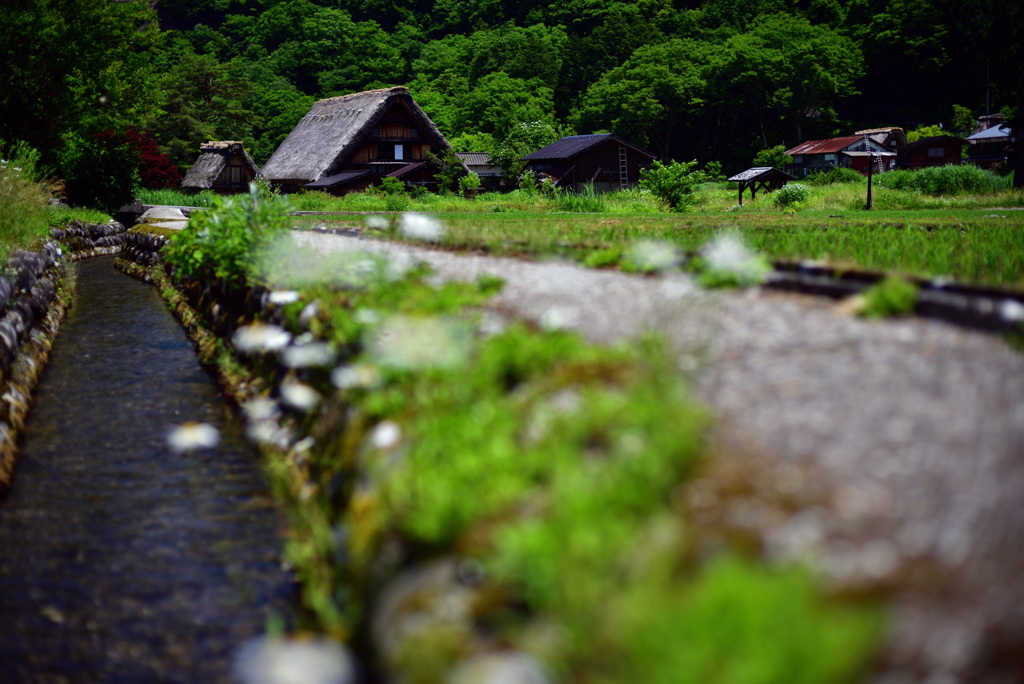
[181,141,263,194]
[895,135,964,169]
[727,167,796,205]
[522,134,657,193]
[786,136,894,176]
[261,87,466,195]
[966,124,1013,169]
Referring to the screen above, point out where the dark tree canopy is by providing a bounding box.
[3,0,1019,186]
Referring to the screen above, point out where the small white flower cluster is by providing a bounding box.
[625,240,680,273]
[167,422,220,453]
[700,234,771,286]
[399,213,444,242]
[232,636,354,684]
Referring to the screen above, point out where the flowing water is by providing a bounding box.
[0,257,293,683]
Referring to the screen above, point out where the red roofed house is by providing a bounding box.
[786,136,894,177]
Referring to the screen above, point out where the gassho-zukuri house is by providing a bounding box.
[181,141,263,194]
[261,87,466,195]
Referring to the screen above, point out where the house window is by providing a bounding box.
[824,153,836,161]
[371,128,380,138]
[928,148,944,158]
[371,164,387,174]
[377,143,395,160]
[230,166,242,184]
[410,128,418,138]
[792,155,803,163]
[395,144,404,161]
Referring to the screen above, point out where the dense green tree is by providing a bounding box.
[467,23,566,91]
[489,120,564,182]
[579,39,712,160]
[724,14,863,145]
[149,54,260,167]
[753,145,793,168]
[456,72,555,139]
[0,0,162,159]
[556,4,664,118]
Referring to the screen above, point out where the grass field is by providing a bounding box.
[137,175,1024,289]
[295,208,1024,289]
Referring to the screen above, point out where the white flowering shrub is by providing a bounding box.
[771,183,809,209]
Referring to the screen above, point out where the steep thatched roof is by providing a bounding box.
[261,87,462,184]
[181,141,262,189]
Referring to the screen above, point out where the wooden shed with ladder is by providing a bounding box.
[522,134,656,193]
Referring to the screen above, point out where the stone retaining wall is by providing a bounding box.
[0,220,128,497]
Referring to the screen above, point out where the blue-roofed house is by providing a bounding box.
[521,134,657,193]
[966,123,1013,170]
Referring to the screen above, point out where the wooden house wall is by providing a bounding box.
[899,142,962,169]
[568,140,650,192]
[212,152,257,193]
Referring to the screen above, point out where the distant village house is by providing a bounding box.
[786,136,894,176]
[966,119,1013,170]
[181,141,262,194]
[895,135,964,169]
[261,87,465,195]
[522,134,656,193]
[455,152,501,187]
[855,127,908,151]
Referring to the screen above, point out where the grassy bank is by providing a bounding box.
[139,195,886,682]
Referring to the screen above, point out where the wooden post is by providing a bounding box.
[738,181,743,206]
[864,135,873,210]
[866,152,873,209]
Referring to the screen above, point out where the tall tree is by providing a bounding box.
[725,14,863,144]
[149,54,260,167]
[579,39,712,160]
[0,0,161,159]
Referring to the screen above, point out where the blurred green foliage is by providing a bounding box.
[163,185,292,290]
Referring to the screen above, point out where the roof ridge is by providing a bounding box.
[315,86,409,105]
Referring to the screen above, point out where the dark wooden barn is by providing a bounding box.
[895,135,964,169]
[181,141,263,194]
[261,87,466,195]
[522,134,656,193]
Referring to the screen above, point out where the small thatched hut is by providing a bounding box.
[181,141,263,194]
[261,87,466,195]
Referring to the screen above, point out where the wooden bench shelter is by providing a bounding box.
[728,167,796,205]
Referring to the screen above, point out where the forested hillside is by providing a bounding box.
[1,0,1019,178]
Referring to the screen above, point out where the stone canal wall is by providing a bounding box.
[0,220,128,497]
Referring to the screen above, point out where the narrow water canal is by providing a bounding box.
[0,258,293,683]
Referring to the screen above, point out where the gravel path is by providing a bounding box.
[292,231,1024,684]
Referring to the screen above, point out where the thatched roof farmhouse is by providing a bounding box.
[181,141,263,193]
[262,87,466,194]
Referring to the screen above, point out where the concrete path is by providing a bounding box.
[290,230,1024,683]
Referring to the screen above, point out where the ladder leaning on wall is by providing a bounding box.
[618,146,628,189]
